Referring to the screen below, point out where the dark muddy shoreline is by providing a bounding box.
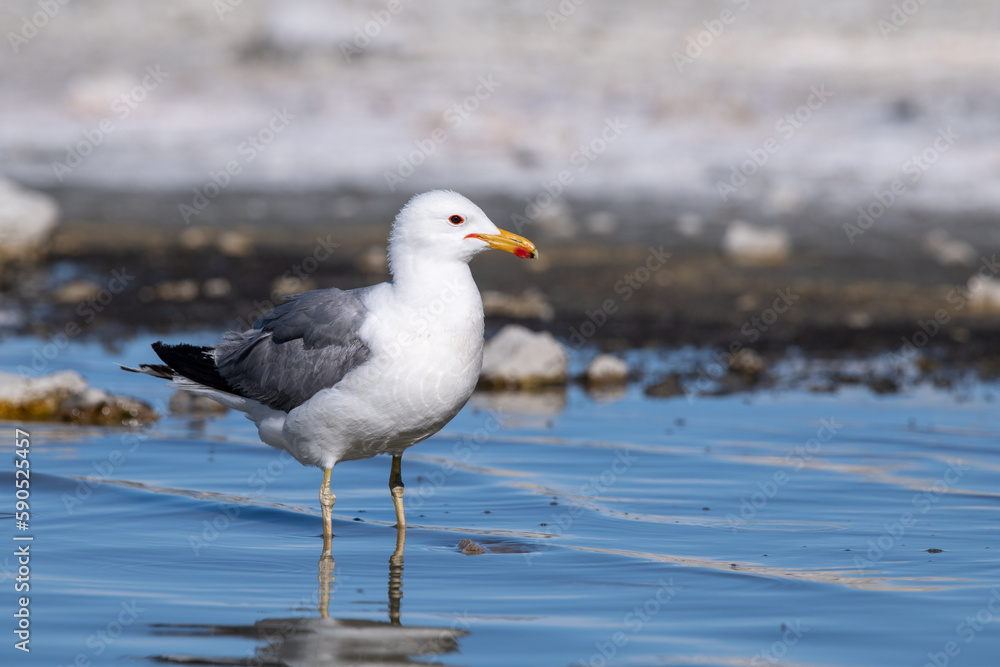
[5,192,1000,368]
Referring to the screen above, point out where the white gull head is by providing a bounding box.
[387,190,537,279]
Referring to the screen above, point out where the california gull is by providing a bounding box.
[123,190,537,553]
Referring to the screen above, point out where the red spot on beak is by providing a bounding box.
[513,247,532,259]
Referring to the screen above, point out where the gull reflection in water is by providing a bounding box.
[148,526,468,666]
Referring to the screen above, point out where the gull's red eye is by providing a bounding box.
[449,215,464,225]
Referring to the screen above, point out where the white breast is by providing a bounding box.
[280,274,486,467]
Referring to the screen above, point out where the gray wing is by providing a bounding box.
[214,287,373,412]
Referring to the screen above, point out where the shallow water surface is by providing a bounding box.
[2,335,999,666]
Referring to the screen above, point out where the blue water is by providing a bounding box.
[2,334,998,666]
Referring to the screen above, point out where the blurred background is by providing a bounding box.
[4,5,1000,666]
[2,0,1000,346]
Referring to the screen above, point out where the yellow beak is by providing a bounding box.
[466,228,538,259]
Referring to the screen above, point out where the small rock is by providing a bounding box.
[845,311,873,329]
[585,383,627,403]
[734,293,760,311]
[923,230,976,267]
[0,178,59,262]
[722,220,790,266]
[202,277,232,299]
[644,374,684,398]
[764,180,803,215]
[271,275,315,298]
[583,211,617,235]
[832,372,863,386]
[916,357,940,374]
[978,357,1000,380]
[216,231,254,257]
[0,370,157,425]
[331,195,361,218]
[531,200,575,238]
[156,279,199,302]
[676,213,703,237]
[585,354,628,385]
[868,376,899,395]
[481,288,554,321]
[179,227,213,251]
[728,349,766,378]
[469,389,566,418]
[65,72,135,113]
[356,245,387,274]
[53,279,102,304]
[967,276,1000,312]
[479,324,568,389]
[458,538,487,555]
[711,373,755,396]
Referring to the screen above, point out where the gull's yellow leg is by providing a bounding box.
[319,467,336,559]
[389,454,406,529]
[388,540,404,625]
[389,454,406,548]
[388,455,405,624]
[317,552,334,620]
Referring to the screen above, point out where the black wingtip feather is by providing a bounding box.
[151,342,240,395]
